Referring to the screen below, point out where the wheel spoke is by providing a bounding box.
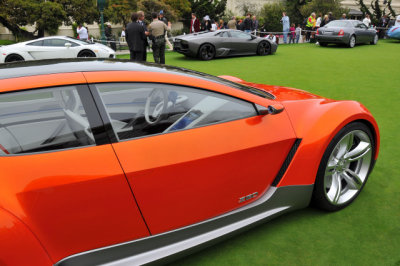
[325,164,336,176]
[344,141,371,162]
[336,133,354,159]
[342,169,363,190]
[327,173,342,204]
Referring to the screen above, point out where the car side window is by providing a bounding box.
[43,39,67,47]
[96,83,257,141]
[0,86,95,156]
[26,40,43,46]
[230,31,252,40]
[220,32,229,37]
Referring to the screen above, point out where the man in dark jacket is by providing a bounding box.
[126,12,147,62]
[137,11,149,61]
[243,14,252,33]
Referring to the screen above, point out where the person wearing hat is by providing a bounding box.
[158,10,173,50]
[201,15,211,31]
[148,12,171,64]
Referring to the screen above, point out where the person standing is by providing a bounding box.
[76,24,88,41]
[227,16,237,29]
[137,11,149,61]
[340,13,347,20]
[280,12,290,44]
[396,14,400,26]
[305,12,316,42]
[158,10,173,50]
[243,13,252,33]
[148,12,171,64]
[190,13,200,33]
[105,22,117,51]
[363,14,371,27]
[126,12,147,62]
[289,23,296,44]
[379,15,389,38]
[201,15,211,31]
[252,15,259,34]
[295,24,302,43]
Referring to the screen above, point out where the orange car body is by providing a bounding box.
[0,60,379,265]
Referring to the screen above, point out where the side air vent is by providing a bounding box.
[271,139,302,186]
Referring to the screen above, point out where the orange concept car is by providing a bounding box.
[0,59,379,265]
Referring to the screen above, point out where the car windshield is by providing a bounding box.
[326,21,352,27]
[65,37,89,45]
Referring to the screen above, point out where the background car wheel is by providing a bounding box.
[198,44,215,60]
[5,54,24,62]
[78,50,96,58]
[371,34,378,45]
[348,35,356,48]
[319,42,328,47]
[257,41,271,55]
[312,122,375,211]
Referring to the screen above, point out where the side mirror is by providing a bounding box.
[256,103,285,115]
[65,42,72,48]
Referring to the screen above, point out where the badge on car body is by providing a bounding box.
[239,192,258,203]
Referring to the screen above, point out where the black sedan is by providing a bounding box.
[173,30,277,60]
[316,20,378,48]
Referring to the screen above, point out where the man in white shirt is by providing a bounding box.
[395,15,400,26]
[265,33,276,43]
[77,24,88,41]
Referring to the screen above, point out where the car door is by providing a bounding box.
[92,82,297,235]
[354,22,369,43]
[227,31,258,54]
[29,38,74,59]
[0,83,150,262]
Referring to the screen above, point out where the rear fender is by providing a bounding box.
[0,207,52,265]
[277,99,379,186]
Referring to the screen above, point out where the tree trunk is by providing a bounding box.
[0,16,36,41]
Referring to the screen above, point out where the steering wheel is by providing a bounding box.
[144,88,168,124]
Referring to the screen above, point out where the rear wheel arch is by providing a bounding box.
[5,53,25,62]
[0,208,52,265]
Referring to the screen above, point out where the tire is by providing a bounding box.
[198,44,215,60]
[348,35,356,48]
[370,34,378,45]
[319,42,328,47]
[312,122,375,211]
[78,50,96,58]
[257,41,271,55]
[5,54,24,63]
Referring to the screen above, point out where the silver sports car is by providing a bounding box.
[316,20,378,48]
[173,30,278,60]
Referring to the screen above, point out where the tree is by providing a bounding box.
[0,0,98,39]
[182,0,226,29]
[260,2,286,32]
[357,0,397,24]
[104,0,137,26]
[164,0,191,19]
[300,0,348,21]
[137,0,177,22]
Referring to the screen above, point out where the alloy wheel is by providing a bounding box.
[323,130,372,205]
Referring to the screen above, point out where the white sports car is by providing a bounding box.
[0,36,115,63]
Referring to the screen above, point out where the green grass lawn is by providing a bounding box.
[120,40,400,265]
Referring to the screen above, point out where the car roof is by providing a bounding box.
[0,59,181,80]
[0,59,274,99]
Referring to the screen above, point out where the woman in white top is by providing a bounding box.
[363,15,371,27]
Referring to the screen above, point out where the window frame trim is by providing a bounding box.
[90,82,261,144]
[0,84,110,157]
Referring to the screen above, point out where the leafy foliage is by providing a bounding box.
[137,0,177,22]
[104,0,137,26]
[0,0,98,39]
[260,3,286,32]
[299,0,348,20]
[357,0,397,24]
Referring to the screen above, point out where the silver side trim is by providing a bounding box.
[106,206,288,266]
[57,185,314,266]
